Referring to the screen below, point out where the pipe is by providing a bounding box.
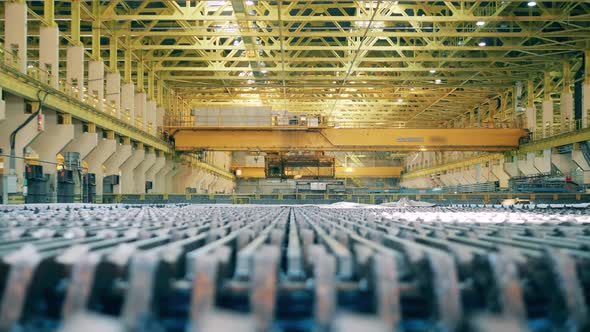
[8,90,49,173]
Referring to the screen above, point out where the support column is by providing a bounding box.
[146,153,165,193]
[0,88,5,121]
[39,25,59,88]
[572,145,590,185]
[438,173,451,187]
[173,165,192,193]
[88,61,105,111]
[479,163,499,183]
[542,71,554,137]
[525,80,536,130]
[203,174,215,194]
[504,156,520,178]
[196,173,208,193]
[561,60,573,132]
[492,161,511,189]
[67,0,84,100]
[26,111,75,202]
[4,1,27,73]
[119,144,145,194]
[583,50,590,128]
[517,152,539,176]
[154,158,173,193]
[147,100,157,135]
[0,96,42,195]
[165,163,179,194]
[551,149,575,176]
[462,166,477,184]
[85,131,116,203]
[66,46,85,100]
[534,149,551,174]
[134,91,147,130]
[104,137,132,194]
[106,72,121,118]
[62,123,98,160]
[133,147,156,194]
[156,105,165,135]
[121,84,135,125]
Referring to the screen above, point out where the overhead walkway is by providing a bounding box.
[402,120,590,189]
[0,50,172,153]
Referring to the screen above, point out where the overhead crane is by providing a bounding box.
[171,126,527,152]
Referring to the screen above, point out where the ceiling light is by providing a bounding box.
[429,69,436,73]
[476,20,485,26]
[478,41,486,47]
[245,0,254,5]
[410,87,415,91]
[435,79,442,84]
[393,1,399,4]
[527,1,536,7]
[261,69,268,74]
[397,98,403,102]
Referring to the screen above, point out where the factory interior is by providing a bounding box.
[1,0,590,331]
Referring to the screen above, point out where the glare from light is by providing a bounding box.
[345,167,353,173]
[245,0,254,5]
[527,1,536,7]
[478,41,487,47]
[429,69,437,73]
[476,20,485,26]
[261,69,268,74]
[397,98,403,102]
[435,79,442,84]
[410,87,415,91]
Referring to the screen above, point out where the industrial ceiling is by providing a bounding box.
[5,0,590,128]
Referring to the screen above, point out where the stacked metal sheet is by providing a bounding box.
[0,204,589,332]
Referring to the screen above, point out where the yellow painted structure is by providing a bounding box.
[174,127,526,152]
[233,166,402,179]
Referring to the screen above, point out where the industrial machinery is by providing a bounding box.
[510,174,582,193]
[266,152,335,179]
[24,164,49,203]
[103,174,120,194]
[82,173,96,203]
[56,169,75,203]
[56,152,82,203]
[0,205,588,332]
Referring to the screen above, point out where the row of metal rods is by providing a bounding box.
[0,205,588,332]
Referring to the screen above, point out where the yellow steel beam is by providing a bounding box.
[172,127,526,152]
[44,0,55,27]
[100,14,590,23]
[70,0,81,45]
[0,63,172,153]
[233,166,402,179]
[179,155,235,181]
[519,127,590,154]
[91,0,101,60]
[402,153,505,180]
[335,166,402,178]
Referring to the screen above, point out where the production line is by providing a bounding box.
[0,204,588,332]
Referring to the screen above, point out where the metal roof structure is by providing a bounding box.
[6,0,590,128]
